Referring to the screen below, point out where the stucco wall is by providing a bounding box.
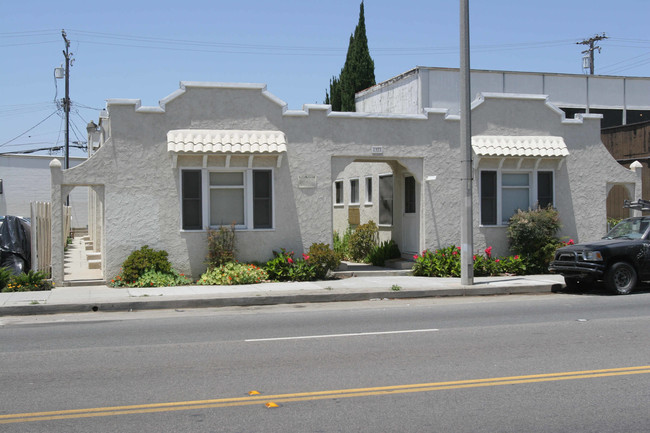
[355,69,420,114]
[50,82,639,282]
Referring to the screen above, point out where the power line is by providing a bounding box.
[0,110,59,147]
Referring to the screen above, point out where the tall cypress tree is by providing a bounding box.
[325,1,375,112]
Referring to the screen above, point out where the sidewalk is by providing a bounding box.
[0,274,566,316]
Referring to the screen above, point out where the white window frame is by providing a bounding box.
[179,167,275,231]
[208,170,247,229]
[334,179,344,206]
[479,168,555,226]
[349,178,360,205]
[364,176,373,205]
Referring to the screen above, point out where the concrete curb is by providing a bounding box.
[0,282,561,316]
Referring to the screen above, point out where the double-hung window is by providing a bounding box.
[365,176,373,205]
[350,178,360,205]
[334,180,344,205]
[480,170,554,225]
[181,168,273,230]
[379,174,394,225]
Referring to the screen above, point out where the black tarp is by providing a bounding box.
[0,216,31,275]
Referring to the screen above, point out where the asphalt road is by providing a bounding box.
[1,292,649,432]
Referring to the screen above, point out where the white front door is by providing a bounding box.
[402,175,419,254]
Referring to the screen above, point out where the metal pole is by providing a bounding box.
[460,0,474,285]
[62,30,71,171]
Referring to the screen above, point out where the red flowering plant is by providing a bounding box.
[412,245,461,277]
[264,248,318,282]
[413,245,527,277]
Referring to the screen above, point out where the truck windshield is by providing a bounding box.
[603,218,650,240]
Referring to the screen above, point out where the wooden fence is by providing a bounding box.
[30,202,71,277]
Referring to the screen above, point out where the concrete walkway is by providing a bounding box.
[0,274,566,316]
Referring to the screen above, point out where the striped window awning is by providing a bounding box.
[472,136,569,158]
[167,129,287,154]
[167,129,287,168]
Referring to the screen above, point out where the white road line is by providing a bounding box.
[245,328,440,342]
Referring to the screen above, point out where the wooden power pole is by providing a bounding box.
[577,33,608,75]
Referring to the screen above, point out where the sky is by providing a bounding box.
[1,0,649,157]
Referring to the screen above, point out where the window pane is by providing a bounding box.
[502,188,529,223]
[210,189,244,226]
[405,176,416,213]
[350,179,359,204]
[537,171,553,208]
[253,170,272,229]
[182,170,202,230]
[210,172,243,186]
[502,173,529,187]
[335,181,343,204]
[365,177,372,203]
[480,171,497,225]
[379,175,393,225]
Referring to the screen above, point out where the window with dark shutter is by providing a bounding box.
[537,171,553,208]
[480,171,497,225]
[182,170,202,230]
[253,170,272,229]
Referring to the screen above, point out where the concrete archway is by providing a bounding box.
[331,156,423,258]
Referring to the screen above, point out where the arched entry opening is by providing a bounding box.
[331,156,423,259]
[51,177,105,285]
[606,184,631,223]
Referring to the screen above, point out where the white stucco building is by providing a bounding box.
[356,67,650,128]
[48,82,641,284]
[0,154,88,228]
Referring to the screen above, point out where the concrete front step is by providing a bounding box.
[331,269,413,278]
[88,259,102,269]
[332,261,413,278]
[86,252,101,261]
[62,279,107,287]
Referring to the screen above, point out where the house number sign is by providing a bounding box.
[372,146,383,154]
[298,175,317,189]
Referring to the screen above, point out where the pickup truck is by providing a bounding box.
[549,211,650,295]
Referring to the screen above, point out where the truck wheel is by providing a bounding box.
[606,262,637,295]
[564,277,583,290]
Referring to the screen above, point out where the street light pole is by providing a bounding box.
[460,0,474,285]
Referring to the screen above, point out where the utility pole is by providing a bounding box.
[577,33,607,75]
[460,0,473,285]
[61,29,72,170]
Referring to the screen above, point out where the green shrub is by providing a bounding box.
[198,262,268,285]
[348,221,379,262]
[133,269,193,288]
[367,240,401,266]
[206,224,236,269]
[307,243,341,279]
[507,206,561,274]
[120,245,172,283]
[333,227,353,259]
[2,270,52,292]
[0,267,11,291]
[265,249,318,282]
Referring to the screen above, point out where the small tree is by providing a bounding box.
[206,224,236,269]
[348,220,379,262]
[507,206,561,273]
